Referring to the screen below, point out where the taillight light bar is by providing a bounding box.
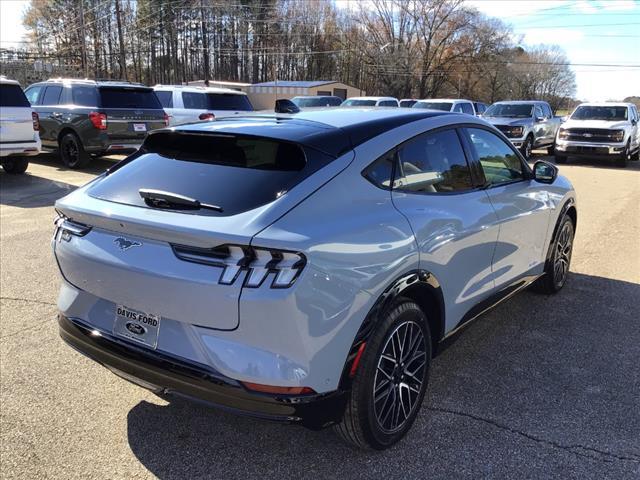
[89,111,107,130]
[171,244,306,289]
[32,112,40,131]
[54,213,92,242]
[198,112,215,121]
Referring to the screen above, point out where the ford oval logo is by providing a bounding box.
[126,322,146,335]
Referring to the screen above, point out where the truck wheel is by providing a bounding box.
[555,154,567,164]
[631,146,639,161]
[615,142,631,168]
[60,133,90,169]
[2,157,29,174]
[520,135,533,160]
[334,298,431,450]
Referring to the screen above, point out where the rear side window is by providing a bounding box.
[206,93,253,111]
[155,90,173,108]
[465,128,524,185]
[24,85,43,105]
[0,84,30,107]
[41,86,62,105]
[89,132,334,216]
[460,103,474,115]
[362,151,395,190]
[72,86,98,107]
[378,100,398,107]
[396,129,474,193]
[182,92,207,109]
[99,88,161,109]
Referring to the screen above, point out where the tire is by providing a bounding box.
[555,154,567,164]
[2,157,29,174]
[59,132,90,169]
[632,146,639,161]
[615,141,631,168]
[520,135,533,160]
[532,215,575,294]
[334,298,432,450]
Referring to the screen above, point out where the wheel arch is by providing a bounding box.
[338,269,445,390]
[57,127,80,146]
[545,198,577,266]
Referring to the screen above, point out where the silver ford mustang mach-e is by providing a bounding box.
[53,108,577,449]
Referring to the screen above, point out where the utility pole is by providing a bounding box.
[115,0,128,80]
[200,0,210,84]
[79,0,88,78]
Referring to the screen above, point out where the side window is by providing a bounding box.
[466,128,524,186]
[25,85,43,105]
[534,105,544,119]
[182,92,207,109]
[461,102,474,115]
[453,103,464,113]
[155,90,173,108]
[396,129,474,193]
[329,97,342,106]
[543,103,553,118]
[41,86,62,106]
[72,86,98,107]
[362,151,395,190]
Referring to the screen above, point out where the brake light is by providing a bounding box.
[241,382,316,396]
[198,113,215,121]
[31,112,39,131]
[171,244,306,288]
[163,112,169,126]
[88,111,107,130]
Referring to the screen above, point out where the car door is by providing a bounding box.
[390,127,500,328]
[36,85,64,147]
[463,127,552,289]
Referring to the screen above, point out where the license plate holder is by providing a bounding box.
[113,305,160,349]
[133,123,147,132]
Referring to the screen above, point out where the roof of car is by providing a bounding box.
[0,76,20,86]
[32,78,151,89]
[344,96,398,101]
[153,84,247,95]
[492,100,547,104]
[416,98,473,103]
[156,108,451,157]
[577,102,635,108]
[292,95,341,99]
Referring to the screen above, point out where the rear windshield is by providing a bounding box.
[571,106,628,121]
[0,84,30,107]
[399,100,417,108]
[88,132,333,216]
[413,102,452,111]
[207,93,253,111]
[342,99,376,107]
[484,103,533,118]
[99,87,162,109]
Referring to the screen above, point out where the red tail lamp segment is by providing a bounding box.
[242,381,316,396]
[198,112,216,121]
[349,342,367,378]
[88,111,107,130]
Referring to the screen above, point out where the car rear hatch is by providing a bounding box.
[98,85,165,145]
[0,83,36,143]
[53,123,344,330]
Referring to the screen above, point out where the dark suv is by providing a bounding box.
[24,79,167,168]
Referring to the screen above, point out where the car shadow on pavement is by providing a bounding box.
[29,152,121,176]
[0,172,77,208]
[125,272,640,479]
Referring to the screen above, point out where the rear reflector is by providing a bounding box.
[242,382,316,396]
[32,112,39,131]
[349,342,367,377]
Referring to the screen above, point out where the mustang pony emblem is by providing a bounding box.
[114,237,142,251]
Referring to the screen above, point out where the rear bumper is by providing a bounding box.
[0,140,41,157]
[58,314,347,429]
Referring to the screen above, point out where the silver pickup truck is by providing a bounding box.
[481,100,563,159]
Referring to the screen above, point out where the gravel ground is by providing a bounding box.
[1,152,639,479]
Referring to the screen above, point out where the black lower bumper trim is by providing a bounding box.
[58,314,347,429]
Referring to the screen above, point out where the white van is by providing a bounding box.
[153,85,254,126]
[0,76,41,174]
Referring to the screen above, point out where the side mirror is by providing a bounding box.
[632,119,637,126]
[275,99,300,114]
[535,116,545,123]
[533,160,558,184]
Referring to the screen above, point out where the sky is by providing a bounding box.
[1,0,638,101]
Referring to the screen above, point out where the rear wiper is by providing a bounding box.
[139,189,223,212]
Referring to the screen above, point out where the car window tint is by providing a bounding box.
[396,129,473,193]
[155,90,173,108]
[379,100,398,107]
[72,86,98,107]
[542,104,552,117]
[461,103,474,115]
[0,84,30,107]
[182,92,207,109]
[362,151,395,190]
[452,104,464,113]
[99,88,161,109]
[206,93,253,111]
[466,128,524,185]
[41,86,62,105]
[24,85,42,105]
[535,105,544,118]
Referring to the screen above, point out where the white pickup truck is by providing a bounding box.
[555,102,640,168]
[0,76,41,174]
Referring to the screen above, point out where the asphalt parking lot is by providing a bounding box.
[1,152,639,479]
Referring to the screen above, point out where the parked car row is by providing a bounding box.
[1,75,638,172]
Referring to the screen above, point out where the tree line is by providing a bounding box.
[19,0,576,110]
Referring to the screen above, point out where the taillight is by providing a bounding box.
[88,111,107,130]
[163,112,169,126]
[198,112,215,121]
[171,244,306,288]
[32,112,40,131]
